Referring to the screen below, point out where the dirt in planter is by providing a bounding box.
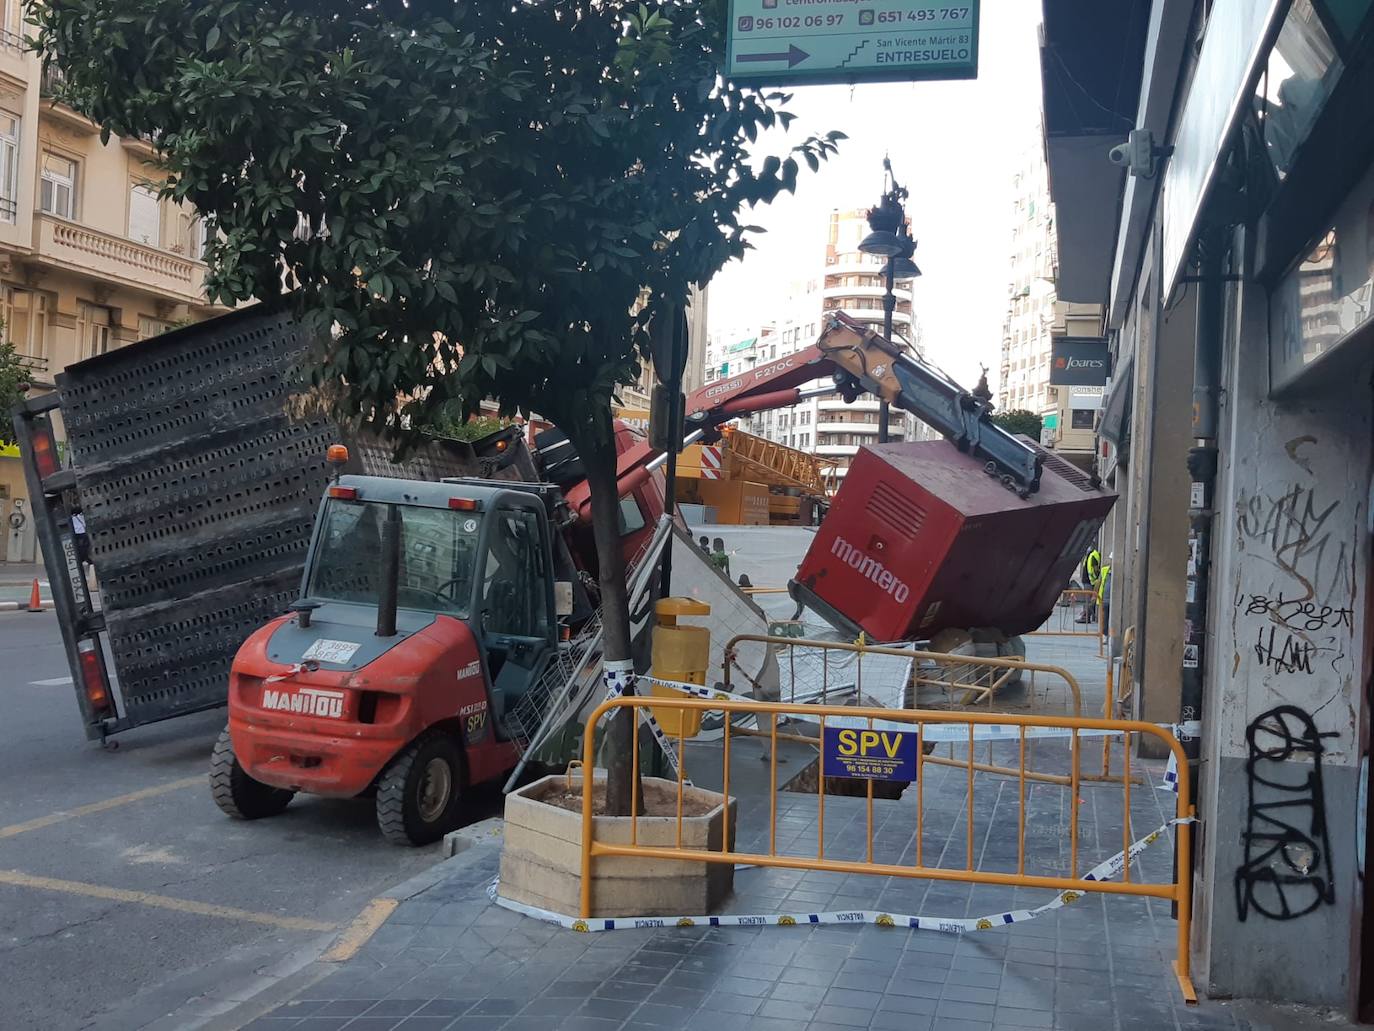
[535,778,717,818]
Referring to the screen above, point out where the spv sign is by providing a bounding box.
[823,725,917,781]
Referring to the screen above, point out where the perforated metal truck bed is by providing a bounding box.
[13,303,522,741]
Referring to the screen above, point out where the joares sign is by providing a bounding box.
[1050,337,1111,387]
[726,1,980,87]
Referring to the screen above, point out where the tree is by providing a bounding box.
[991,409,1043,440]
[0,325,31,450]
[36,0,842,815]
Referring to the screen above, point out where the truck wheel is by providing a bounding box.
[376,733,464,846]
[210,730,295,820]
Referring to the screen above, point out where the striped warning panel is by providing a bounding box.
[700,445,723,480]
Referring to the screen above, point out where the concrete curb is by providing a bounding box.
[196,818,506,1031]
[0,600,54,612]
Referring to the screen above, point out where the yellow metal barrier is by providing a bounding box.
[721,633,1085,717]
[1027,588,1102,642]
[579,694,1196,1003]
[1102,625,1139,778]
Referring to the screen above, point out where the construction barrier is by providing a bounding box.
[721,633,1085,717]
[1027,588,1102,645]
[577,694,1197,1004]
[1102,625,1139,778]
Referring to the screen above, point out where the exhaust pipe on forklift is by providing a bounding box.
[376,505,401,638]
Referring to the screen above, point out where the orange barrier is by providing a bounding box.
[580,694,1196,1003]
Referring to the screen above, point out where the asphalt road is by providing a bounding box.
[0,611,498,1031]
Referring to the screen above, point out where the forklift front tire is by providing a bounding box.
[376,732,465,846]
[210,729,295,820]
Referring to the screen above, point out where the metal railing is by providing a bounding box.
[721,633,1084,716]
[1101,625,1138,778]
[1028,588,1101,638]
[579,694,1196,1002]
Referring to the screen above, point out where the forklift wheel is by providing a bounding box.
[376,732,465,846]
[210,730,295,820]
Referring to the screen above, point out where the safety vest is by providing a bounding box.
[1085,549,1102,586]
[1098,564,1111,603]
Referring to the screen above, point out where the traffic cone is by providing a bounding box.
[27,578,41,613]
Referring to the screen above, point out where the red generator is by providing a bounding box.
[790,441,1116,642]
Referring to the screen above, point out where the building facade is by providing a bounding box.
[0,26,221,559]
[997,136,1096,466]
[1042,0,1374,1016]
[703,209,927,487]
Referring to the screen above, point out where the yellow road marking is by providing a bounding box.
[0,869,338,932]
[0,775,205,840]
[321,897,399,962]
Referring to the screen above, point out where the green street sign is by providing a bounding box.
[726,1,979,87]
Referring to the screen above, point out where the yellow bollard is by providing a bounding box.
[649,598,711,738]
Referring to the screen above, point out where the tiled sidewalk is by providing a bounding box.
[238,635,1343,1031]
[244,746,1230,1031]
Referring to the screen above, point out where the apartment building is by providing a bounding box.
[0,24,221,558]
[704,209,926,486]
[996,135,1095,466]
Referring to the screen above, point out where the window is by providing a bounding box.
[3,286,48,358]
[617,496,646,537]
[1071,409,1096,430]
[1253,0,1343,181]
[77,302,113,358]
[481,508,550,640]
[308,500,484,619]
[128,183,161,245]
[0,113,17,223]
[40,153,77,219]
[137,314,172,339]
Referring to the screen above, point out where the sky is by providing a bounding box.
[706,0,1046,390]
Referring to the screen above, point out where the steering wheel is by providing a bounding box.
[418,577,468,604]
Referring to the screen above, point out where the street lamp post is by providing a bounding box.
[858,160,919,444]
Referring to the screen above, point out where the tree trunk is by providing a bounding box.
[569,411,641,818]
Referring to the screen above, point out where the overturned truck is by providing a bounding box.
[14,303,776,746]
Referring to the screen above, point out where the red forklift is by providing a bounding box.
[214,474,576,844]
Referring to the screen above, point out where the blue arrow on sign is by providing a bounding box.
[738,44,810,68]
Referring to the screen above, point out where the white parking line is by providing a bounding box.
[30,676,74,687]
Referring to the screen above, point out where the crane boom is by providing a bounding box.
[684,311,1043,496]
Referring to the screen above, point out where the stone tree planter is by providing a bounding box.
[500,771,736,918]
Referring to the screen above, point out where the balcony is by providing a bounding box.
[817,422,879,437]
[32,213,208,303]
[820,398,881,411]
[823,278,914,298]
[40,66,100,134]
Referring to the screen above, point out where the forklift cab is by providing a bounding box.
[464,491,559,718]
[302,478,561,723]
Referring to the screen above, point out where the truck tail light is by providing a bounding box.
[449,498,480,511]
[77,639,114,719]
[31,422,60,479]
[328,486,358,501]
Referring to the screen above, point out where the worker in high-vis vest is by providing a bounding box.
[1077,547,1103,622]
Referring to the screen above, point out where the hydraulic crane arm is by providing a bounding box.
[684,310,1043,496]
[579,312,1045,520]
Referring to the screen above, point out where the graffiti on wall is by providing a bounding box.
[1234,483,1357,682]
[1236,484,1353,606]
[1235,706,1338,921]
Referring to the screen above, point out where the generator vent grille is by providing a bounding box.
[867,480,926,537]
